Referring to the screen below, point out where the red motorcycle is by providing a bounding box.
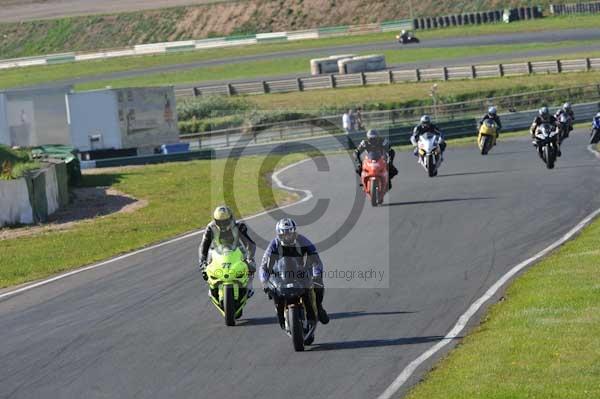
[361,151,389,207]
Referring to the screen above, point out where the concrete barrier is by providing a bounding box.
[0,178,34,227]
[0,162,69,227]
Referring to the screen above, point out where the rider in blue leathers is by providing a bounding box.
[260,218,329,327]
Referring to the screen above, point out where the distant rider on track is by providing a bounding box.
[479,106,502,138]
[554,102,575,138]
[411,115,447,157]
[530,107,560,156]
[354,129,399,189]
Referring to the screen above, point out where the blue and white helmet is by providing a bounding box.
[420,115,431,126]
[488,106,497,116]
[276,218,297,246]
[563,102,571,111]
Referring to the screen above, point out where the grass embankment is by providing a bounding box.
[406,210,600,399]
[0,4,595,58]
[1,14,599,89]
[175,71,600,135]
[0,153,304,288]
[0,145,40,179]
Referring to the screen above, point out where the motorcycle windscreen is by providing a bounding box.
[271,257,312,296]
[366,150,384,161]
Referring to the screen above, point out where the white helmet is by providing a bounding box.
[401,30,406,34]
[488,106,497,116]
[563,102,571,111]
[420,115,431,126]
[276,218,297,246]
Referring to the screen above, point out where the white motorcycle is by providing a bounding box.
[416,132,443,177]
[534,123,560,169]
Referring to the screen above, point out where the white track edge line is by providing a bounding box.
[0,158,314,301]
[377,145,600,399]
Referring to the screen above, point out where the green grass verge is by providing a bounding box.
[0,13,599,89]
[248,70,600,111]
[406,210,600,399]
[0,153,304,288]
[70,40,600,91]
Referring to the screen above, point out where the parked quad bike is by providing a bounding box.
[265,256,318,352]
[417,133,443,177]
[477,119,498,155]
[205,246,251,326]
[534,123,560,170]
[360,150,389,207]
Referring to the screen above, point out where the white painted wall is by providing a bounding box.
[0,94,8,145]
[0,178,33,227]
[4,88,71,147]
[67,90,121,152]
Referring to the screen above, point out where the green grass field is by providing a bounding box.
[0,153,303,288]
[65,40,600,92]
[1,13,599,90]
[247,70,600,111]
[406,210,600,399]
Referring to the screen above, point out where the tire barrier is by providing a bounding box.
[412,6,542,31]
[550,1,600,15]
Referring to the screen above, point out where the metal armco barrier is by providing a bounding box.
[179,84,600,151]
[86,100,599,168]
[177,57,600,98]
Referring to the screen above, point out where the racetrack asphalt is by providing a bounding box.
[18,28,600,90]
[1,130,599,398]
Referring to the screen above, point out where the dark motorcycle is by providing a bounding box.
[591,116,600,145]
[396,33,420,44]
[266,257,317,352]
[534,123,560,169]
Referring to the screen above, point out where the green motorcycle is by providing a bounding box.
[205,246,251,326]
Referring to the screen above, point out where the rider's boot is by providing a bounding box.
[315,287,329,324]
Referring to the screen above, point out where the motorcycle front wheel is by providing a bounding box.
[480,135,490,155]
[289,305,305,352]
[544,145,555,169]
[224,285,236,326]
[427,154,436,177]
[370,179,379,207]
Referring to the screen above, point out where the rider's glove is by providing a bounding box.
[245,258,257,274]
[263,285,272,300]
[199,261,208,281]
